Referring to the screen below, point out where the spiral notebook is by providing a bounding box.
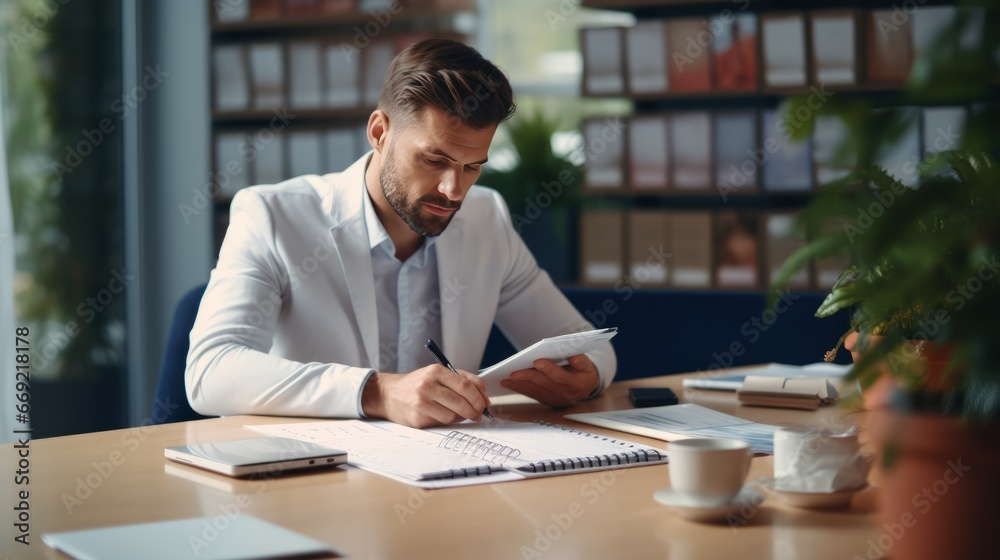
[246,419,668,488]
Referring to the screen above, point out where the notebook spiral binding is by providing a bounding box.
[435,423,664,477]
[438,431,522,466]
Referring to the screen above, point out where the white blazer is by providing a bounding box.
[186,153,616,418]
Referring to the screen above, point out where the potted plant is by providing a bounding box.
[478,109,582,284]
[772,6,1000,559]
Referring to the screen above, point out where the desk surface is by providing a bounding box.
[2,369,880,560]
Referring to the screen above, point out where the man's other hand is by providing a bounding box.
[499,354,600,408]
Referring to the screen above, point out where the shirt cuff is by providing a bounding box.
[586,361,605,400]
[356,369,377,417]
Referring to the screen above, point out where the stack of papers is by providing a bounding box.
[681,362,852,391]
[737,376,839,410]
[565,403,780,454]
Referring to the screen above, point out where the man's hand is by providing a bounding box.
[500,354,600,408]
[361,365,491,428]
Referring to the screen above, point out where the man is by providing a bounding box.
[186,39,616,428]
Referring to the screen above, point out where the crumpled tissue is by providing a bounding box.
[774,427,869,493]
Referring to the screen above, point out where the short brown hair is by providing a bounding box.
[378,39,515,130]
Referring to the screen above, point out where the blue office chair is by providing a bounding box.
[151,283,212,425]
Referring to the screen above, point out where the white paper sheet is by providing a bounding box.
[478,328,618,396]
[565,403,781,454]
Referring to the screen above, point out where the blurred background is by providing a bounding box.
[0,0,994,439]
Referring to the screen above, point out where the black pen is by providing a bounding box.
[424,339,496,422]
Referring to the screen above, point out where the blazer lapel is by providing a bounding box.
[436,216,472,369]
[329,221,379,369]
[326,153,380,369]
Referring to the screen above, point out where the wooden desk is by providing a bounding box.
[2,370,879,560]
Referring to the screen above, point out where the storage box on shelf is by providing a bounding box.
[576,0,968,292]
[207,0,476,255]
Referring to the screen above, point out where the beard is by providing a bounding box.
[380,145,461,237]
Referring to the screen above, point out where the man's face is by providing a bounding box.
[379,107,496,237]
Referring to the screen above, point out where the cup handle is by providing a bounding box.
[743,448,753,476]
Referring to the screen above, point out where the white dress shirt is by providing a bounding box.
[362,182,442,375]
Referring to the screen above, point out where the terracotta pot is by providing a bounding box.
[915,341,960,393]
[869,409,1000,560]
[843,332,959,409]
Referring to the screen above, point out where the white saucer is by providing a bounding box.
[653,486,762,523]
[772,484,867,509]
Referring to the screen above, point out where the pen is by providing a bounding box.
[424,339,496,422]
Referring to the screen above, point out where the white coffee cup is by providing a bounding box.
[668,438,753,506]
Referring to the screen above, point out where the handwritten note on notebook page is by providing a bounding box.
[247,419,666,489]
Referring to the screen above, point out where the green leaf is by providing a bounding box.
[815,286,860,318]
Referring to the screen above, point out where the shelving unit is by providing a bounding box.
[207,0,476,254]
[576,0,967,292]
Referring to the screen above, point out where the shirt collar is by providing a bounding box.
[361,179,391,252]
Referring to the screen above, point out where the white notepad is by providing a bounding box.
[247,417,666,489]
[479,327,618,396]
[42,515,337,560]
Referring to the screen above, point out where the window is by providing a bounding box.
[2,0,126,437]
[480,0,632,169]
